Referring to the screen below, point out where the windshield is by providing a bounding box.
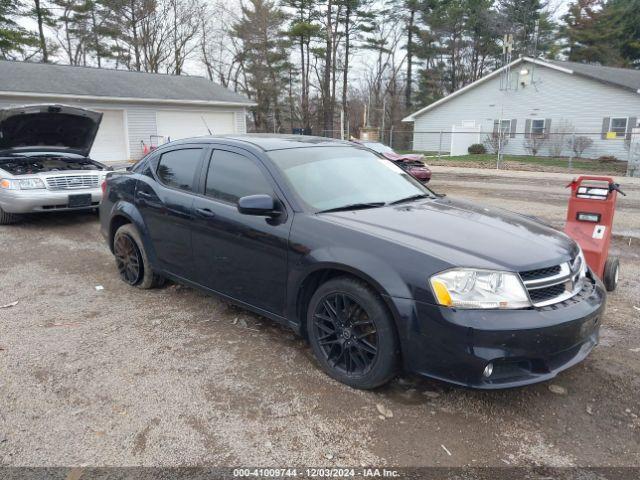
[268,146,434,211]
[362,142,394,154]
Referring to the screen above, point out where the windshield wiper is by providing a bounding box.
[388,194,431,205]
[316,202,386,214]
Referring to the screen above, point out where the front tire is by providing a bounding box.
[307,277,399,389]
[603,256,619,292]
[113,224,164,289]
[0,206,21,225]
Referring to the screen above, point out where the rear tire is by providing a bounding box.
[307,277,398,389]
[113,224,164,289]
[603,256,619,292]
[0,206,21,225]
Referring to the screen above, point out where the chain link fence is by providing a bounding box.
[311,128,640,176]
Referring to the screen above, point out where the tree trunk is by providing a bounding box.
[131,0,141,71]
[405,5,414,108]
[342,6,350,139]
[34,0,48,62]
[322,0,333,136]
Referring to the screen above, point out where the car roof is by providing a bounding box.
[164,134,354,152]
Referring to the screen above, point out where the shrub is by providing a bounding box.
[484,132,509,154]
[468,143,487,154]
[524,135,547,156]
[571,136,593,157]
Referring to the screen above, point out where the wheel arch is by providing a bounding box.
[293,263,404,344]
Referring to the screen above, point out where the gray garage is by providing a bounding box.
[0,60,254,163]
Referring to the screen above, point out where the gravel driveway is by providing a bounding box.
[1,167,639,469]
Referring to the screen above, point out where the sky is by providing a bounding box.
[16,0,573,81]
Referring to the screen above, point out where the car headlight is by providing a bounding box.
[430,268,531,309]
[17,178,46,190]
[576,244,588,277]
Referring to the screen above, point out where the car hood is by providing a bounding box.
[0,104,102,157]
[382,152,425,163]
[320,197,577,272]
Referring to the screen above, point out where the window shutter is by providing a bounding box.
[524,119,532,139]
[510,119,517,138]
[601,117,610,139]
[626,117,637,140]
[544,118,552,138]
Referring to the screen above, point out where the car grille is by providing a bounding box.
[46,175,100,190]
[519,265,562,281]
[519,255,584,307]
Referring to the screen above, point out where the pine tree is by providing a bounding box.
[0,0,39,59]
[233,0,291,132]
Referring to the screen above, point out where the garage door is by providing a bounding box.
[90,110,128,162]
[156,110,235,142]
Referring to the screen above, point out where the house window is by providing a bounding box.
[531,119,545,137]
[610,117,628,137]
[499,120,511,134]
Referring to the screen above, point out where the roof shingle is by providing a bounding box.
[549,59,640,93]
[0,60,253,105]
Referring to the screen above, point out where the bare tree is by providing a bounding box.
[572,136,593,158]
[524,135,547,156]
[548,119,574,157]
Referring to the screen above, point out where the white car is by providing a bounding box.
[0,104,110,224]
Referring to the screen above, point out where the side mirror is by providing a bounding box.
[237,194,279,216]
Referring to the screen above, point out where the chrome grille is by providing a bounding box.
[520,256,585,308]
[46,175,100,190]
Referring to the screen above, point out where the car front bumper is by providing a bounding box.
[0,187,102,214]
[392,275,605,389]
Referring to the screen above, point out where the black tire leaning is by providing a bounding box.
[113,224,165,289]
[0,206,21,225]
[306,276,399,389]
[603,256,619,292]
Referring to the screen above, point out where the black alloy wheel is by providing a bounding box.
[312,292,379,375]
[307,277,398,389]
[114,233,143,285]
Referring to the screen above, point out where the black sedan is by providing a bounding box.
[100,135,605,389]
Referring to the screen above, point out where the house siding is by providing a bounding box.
[0,95,248,161]
[410,61,640,160]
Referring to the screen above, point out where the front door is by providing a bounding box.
[191,147,290,316]
[135,147,205,278]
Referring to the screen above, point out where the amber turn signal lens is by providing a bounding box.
[0,179,11,189]
[432,280,453,306]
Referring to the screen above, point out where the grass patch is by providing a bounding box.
[403,152,627,174]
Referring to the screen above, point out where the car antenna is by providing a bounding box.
[201,116,213,135]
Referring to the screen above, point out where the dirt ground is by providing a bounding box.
[1,167,639,469]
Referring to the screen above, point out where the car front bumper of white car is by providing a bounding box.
[0,186,103,214]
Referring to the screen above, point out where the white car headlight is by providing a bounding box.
[17,178,46,190]
[430,268,531,309]
[576,244,588,277]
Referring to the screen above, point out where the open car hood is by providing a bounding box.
[0,104,103,157]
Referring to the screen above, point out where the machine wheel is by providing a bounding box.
[0,206,21,225]
[603,256,620,292]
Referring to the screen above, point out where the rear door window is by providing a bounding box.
[156,148,202,192]
[205,150,273,203]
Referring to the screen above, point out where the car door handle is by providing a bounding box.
[138,191,154,199]
[195,207,216,218]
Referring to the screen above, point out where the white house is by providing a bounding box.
[0,61,254,162]
[403,57,640,161]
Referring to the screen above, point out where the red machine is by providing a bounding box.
[564,176,625,291]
